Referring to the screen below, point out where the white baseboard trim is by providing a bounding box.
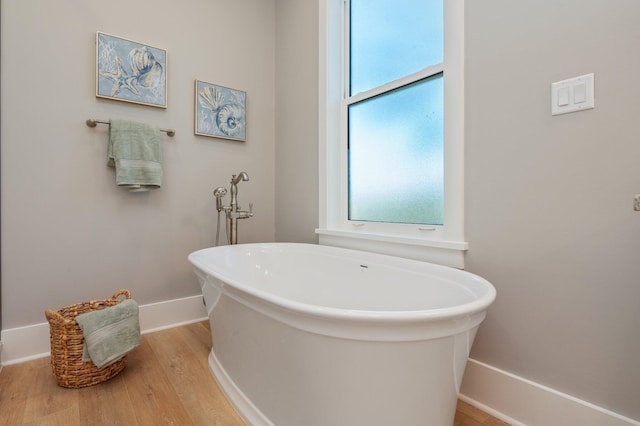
[460,359,640,426]
[0,294,208,366]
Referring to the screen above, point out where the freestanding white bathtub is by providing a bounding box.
[188,243,496,426]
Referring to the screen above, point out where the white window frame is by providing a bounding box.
[317,0,467,269]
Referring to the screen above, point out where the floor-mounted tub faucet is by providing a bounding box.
[213,172,253,245]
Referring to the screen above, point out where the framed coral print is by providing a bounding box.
[195,80,246,141]
[96,32,167,108]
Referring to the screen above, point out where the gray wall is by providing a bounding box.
[3,0,640,422]
[1,0,276,328]
[276,0,640,422]
[464,0,640,420]
[274,0,319,243]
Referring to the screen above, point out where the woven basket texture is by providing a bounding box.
[44,289,131,388]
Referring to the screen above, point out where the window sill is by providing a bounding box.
[315,228,468,269]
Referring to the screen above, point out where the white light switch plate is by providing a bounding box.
[551,73,594,116]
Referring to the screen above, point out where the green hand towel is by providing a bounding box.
[75,299,141,369]
[107,119,163,191]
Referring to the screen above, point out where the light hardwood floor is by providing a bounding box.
[0,321,507,425]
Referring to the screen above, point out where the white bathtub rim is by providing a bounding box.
[188,243,496,325]
[222,283,488,342]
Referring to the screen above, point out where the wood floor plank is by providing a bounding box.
[454,400,510,426]
[22,404,80,426]
[456,400,490,423]
[454,411,486,426]
[182,321,216,364]
[77,371,137,424]
[21,358,79,424]
[145,326,244,426]
[0,358,32,425]
[121,337,195,425]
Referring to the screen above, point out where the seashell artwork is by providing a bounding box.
[216,104,244,137]
[128,47,164,88]
[198,86,223,113]
[96,32,167,108]
[195,80,246,141]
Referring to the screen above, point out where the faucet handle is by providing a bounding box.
[249,203,253,213]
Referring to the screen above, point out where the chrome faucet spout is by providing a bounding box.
[231,172,249,185]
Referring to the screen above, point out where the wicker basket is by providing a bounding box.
[45,289,131,388]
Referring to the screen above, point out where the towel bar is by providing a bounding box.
[86,119,175,137]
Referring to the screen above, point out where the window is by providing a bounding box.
[318,0,467,268]
[348,0,444,226]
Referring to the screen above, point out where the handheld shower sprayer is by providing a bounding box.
[213,187,227,212]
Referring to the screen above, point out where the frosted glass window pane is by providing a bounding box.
[348,74,443,225]
[350,0,443,95]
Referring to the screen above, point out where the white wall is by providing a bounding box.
[463,0,640,421]
[1,0,276,328]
